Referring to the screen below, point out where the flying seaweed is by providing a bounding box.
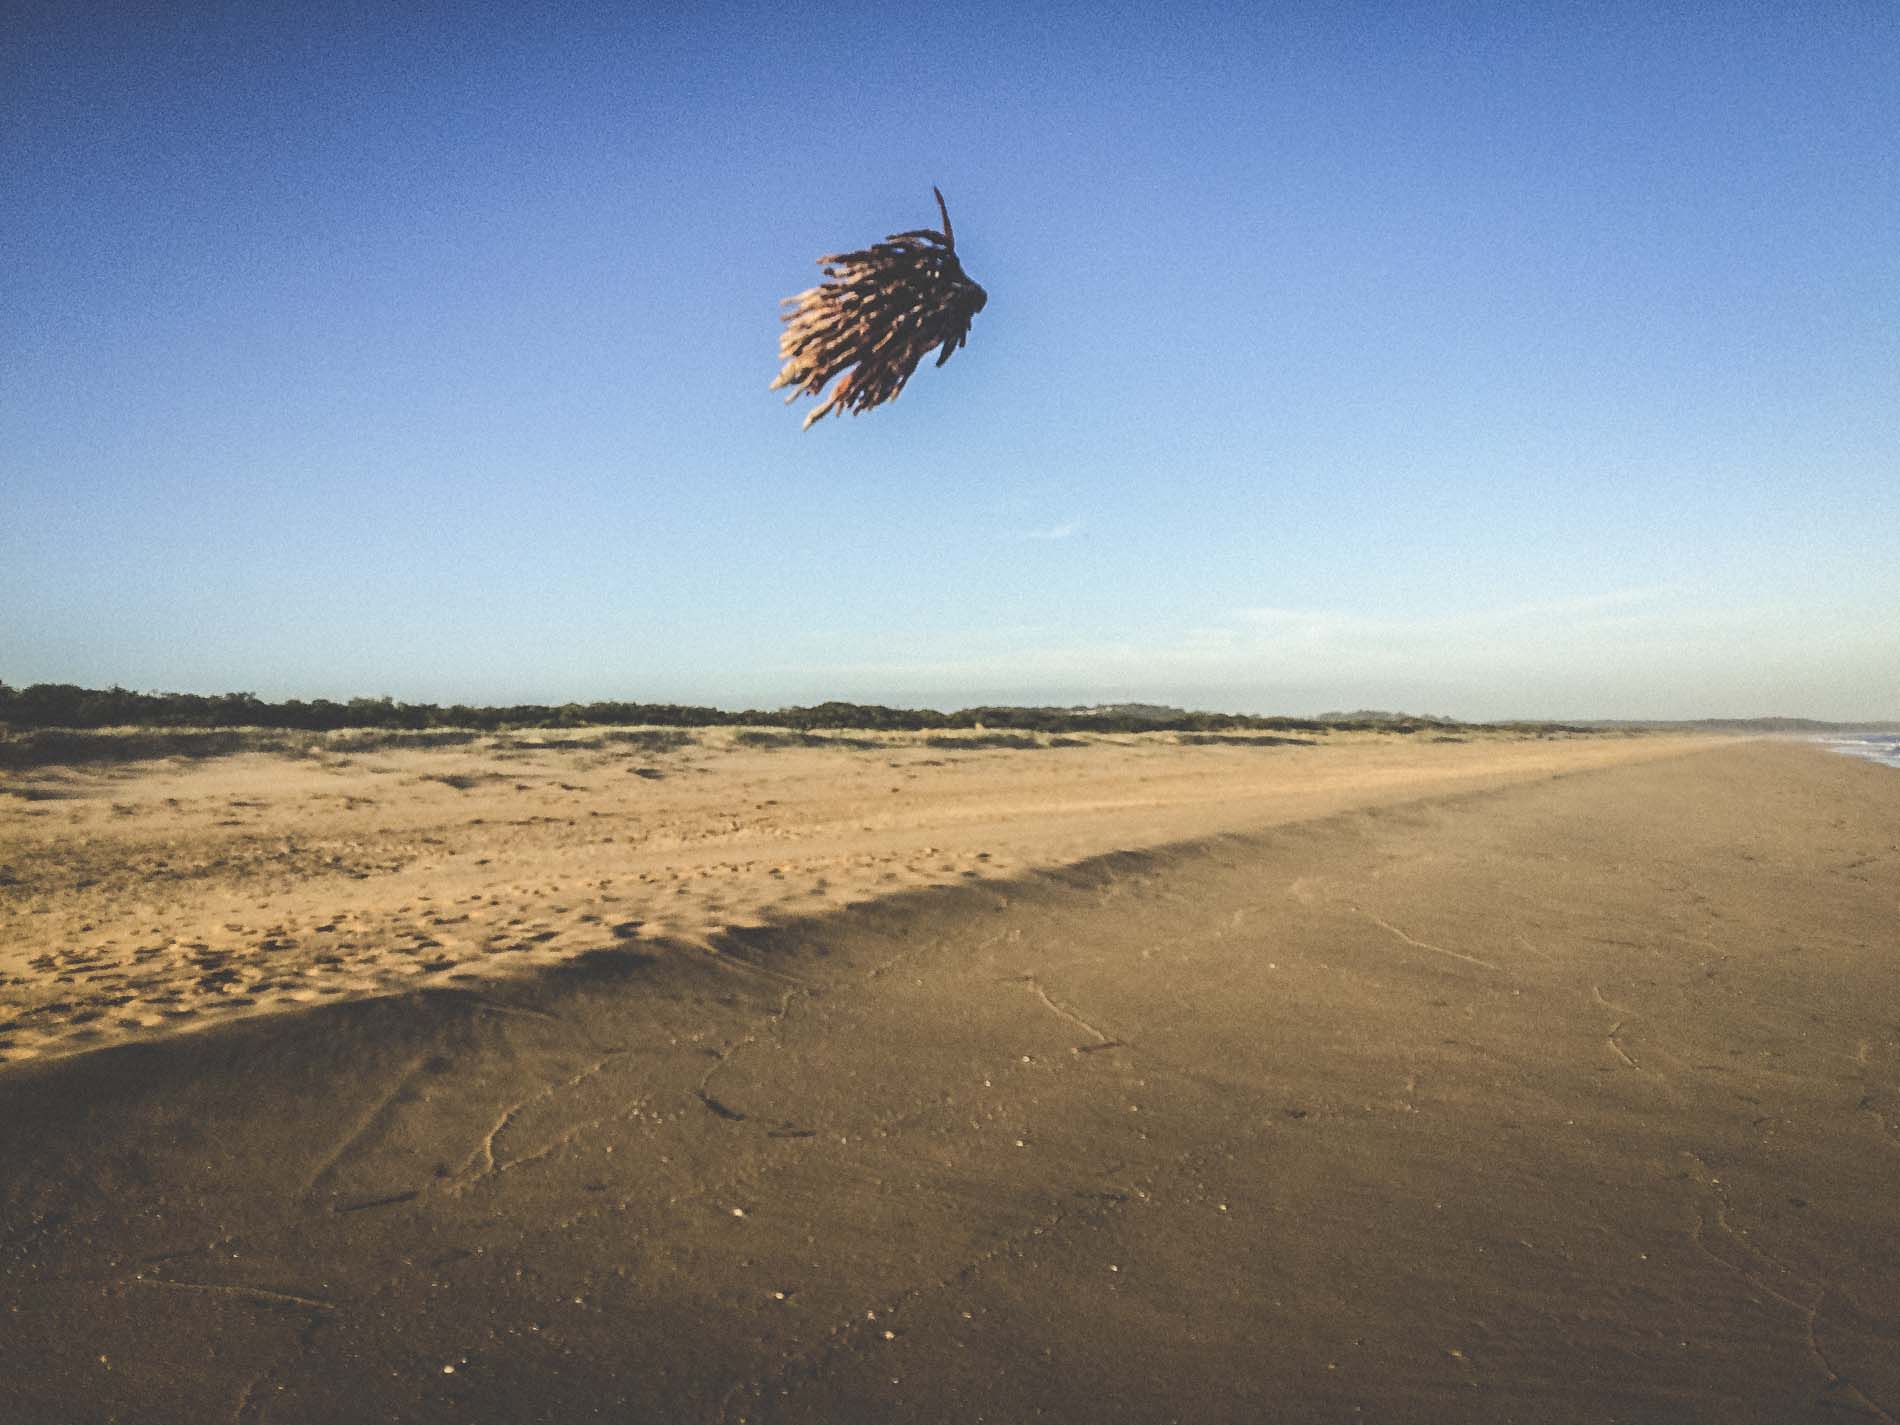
[772,187,988,429]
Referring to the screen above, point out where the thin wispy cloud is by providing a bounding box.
[817,586,1696,687]
[791,585,1900,719]
[1230,585,1685,645]
[1021,521,1079,541]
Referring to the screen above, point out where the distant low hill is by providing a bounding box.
[1577,717,1900,734]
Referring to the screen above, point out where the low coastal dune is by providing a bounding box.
[3,737,1896,1421]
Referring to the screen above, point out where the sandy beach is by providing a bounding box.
[3,733,1896,1421]
[1,726,1687,1068]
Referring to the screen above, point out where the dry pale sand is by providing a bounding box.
[2,734,1896,1423]
[0,726,1686,1067]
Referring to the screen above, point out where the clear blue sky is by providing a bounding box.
[5,2,1896,720]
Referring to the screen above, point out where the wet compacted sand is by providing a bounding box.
[1,732,1896,1422]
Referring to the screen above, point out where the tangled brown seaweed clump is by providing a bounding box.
[772,187,988,429]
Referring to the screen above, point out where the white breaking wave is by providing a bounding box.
[1820,734,1900,770]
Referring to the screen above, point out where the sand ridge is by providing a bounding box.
[1,726,1712,1067]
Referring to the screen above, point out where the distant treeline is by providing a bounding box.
[0,682,1468,737]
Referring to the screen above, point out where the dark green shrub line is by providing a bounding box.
[0,681,1592,739]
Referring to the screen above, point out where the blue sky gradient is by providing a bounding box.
[5,2,1896,718]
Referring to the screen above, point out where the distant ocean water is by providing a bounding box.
[1820,734,1900,770]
